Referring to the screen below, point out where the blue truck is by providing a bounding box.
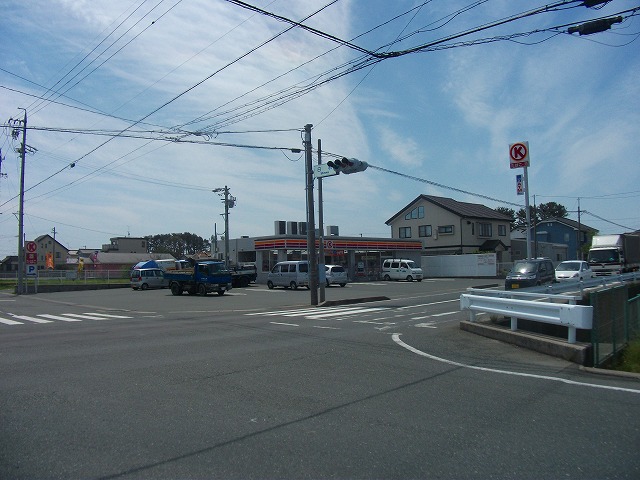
[164,260,232,296]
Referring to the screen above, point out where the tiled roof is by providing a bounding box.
[386,195,512,225]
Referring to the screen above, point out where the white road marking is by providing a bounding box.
[37,314,82,322]
[392,334,640,395]
[9,314,54,324]
[0,317,23,325]
[82,313,132,319]
[270,322,299,327]
[62,313,117,320]
[397,299,458,310]
[431,311,458,317]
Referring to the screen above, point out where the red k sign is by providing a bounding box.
[509,141,530,169]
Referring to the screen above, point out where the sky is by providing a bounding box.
[1,0,639,258]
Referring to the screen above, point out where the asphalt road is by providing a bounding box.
[1,279,639,479]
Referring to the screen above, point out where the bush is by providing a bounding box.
[617,339,640,373]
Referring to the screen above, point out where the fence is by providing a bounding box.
[0,270,130,287]
[460,290,592,344]
[590,284,640,367]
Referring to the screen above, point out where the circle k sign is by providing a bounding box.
[509,141,530,169]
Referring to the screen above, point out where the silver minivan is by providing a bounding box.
[267,261,309,290]
[131,268,168,290]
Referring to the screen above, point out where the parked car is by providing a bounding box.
[555,260,594,282]
[381,259,423,282]
[505,258,555,290]
[131,268,168,290]
[324,265,348,287]
[267,261,309,290]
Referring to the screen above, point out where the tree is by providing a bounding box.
[145,232,210,259]
[494,207,516,230]
[537,201,567,220]
[513,202,568,231]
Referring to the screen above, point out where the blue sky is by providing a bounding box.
[1,0,639,257]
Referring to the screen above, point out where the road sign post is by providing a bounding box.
[510,141,532,259]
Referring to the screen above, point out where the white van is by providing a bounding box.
[381,259,423,282]
[267,261,310,290]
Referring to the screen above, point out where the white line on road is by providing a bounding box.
[0,317,23,325]
[392,334,640,395]
[9,314,54,324]
[36,314,81,322]
[270,322,299,327]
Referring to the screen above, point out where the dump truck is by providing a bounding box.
[229,263,257,288]
[164,260,232,296]
[587,234,640,275]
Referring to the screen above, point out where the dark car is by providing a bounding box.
[505,258,555,290]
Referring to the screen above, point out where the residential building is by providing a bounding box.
[531,217,597,260]
[34,234,69,270]
[385,195,512,262]
[102,237,149,253]
[0,256,18,273]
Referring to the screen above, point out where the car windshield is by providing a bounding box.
[589,249,620,263]
[512,261,536,274]
[556,262,580,271]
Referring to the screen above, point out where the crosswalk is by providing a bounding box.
[245,305,392,320]
[245,304,461,331]
[0,312,133,326]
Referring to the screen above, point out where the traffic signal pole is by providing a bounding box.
[304,124,318,306]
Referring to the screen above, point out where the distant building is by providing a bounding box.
[102,237,149,254]
[385,195,512,262]
[0,256,18,273]
[34,234,69,270]
[529,217,597,260]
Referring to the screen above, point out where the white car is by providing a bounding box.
[554,260,593,282]
[324,265,348,287]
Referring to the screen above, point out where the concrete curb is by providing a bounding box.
[319,296,390,307]
[460,319,592,366]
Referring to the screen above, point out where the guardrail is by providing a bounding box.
[460,292,593,344]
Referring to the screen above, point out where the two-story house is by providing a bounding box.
[385,195,512,262]
[34,234,69,270]
[531,217,597,260]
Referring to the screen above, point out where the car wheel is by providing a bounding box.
[290,281,298,290]
[198,283,207,296]
[417,279,422,282]
[141,283,148,291]
[267,280,274,289]
[217,290,225,296]
[383,275,391,281]
[339,283,346,287]
[170,283,182,296]
[406,276,413,282]
[239,276,250,288]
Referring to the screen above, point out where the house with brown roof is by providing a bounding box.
[385,195,513,262]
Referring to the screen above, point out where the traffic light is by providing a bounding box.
[326,157,368,175]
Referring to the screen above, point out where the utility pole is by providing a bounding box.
[213,186,235,270]
[317,138,325,303]
[51,227,57,269]
[14,109,27,295]
[304,124,318,305]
